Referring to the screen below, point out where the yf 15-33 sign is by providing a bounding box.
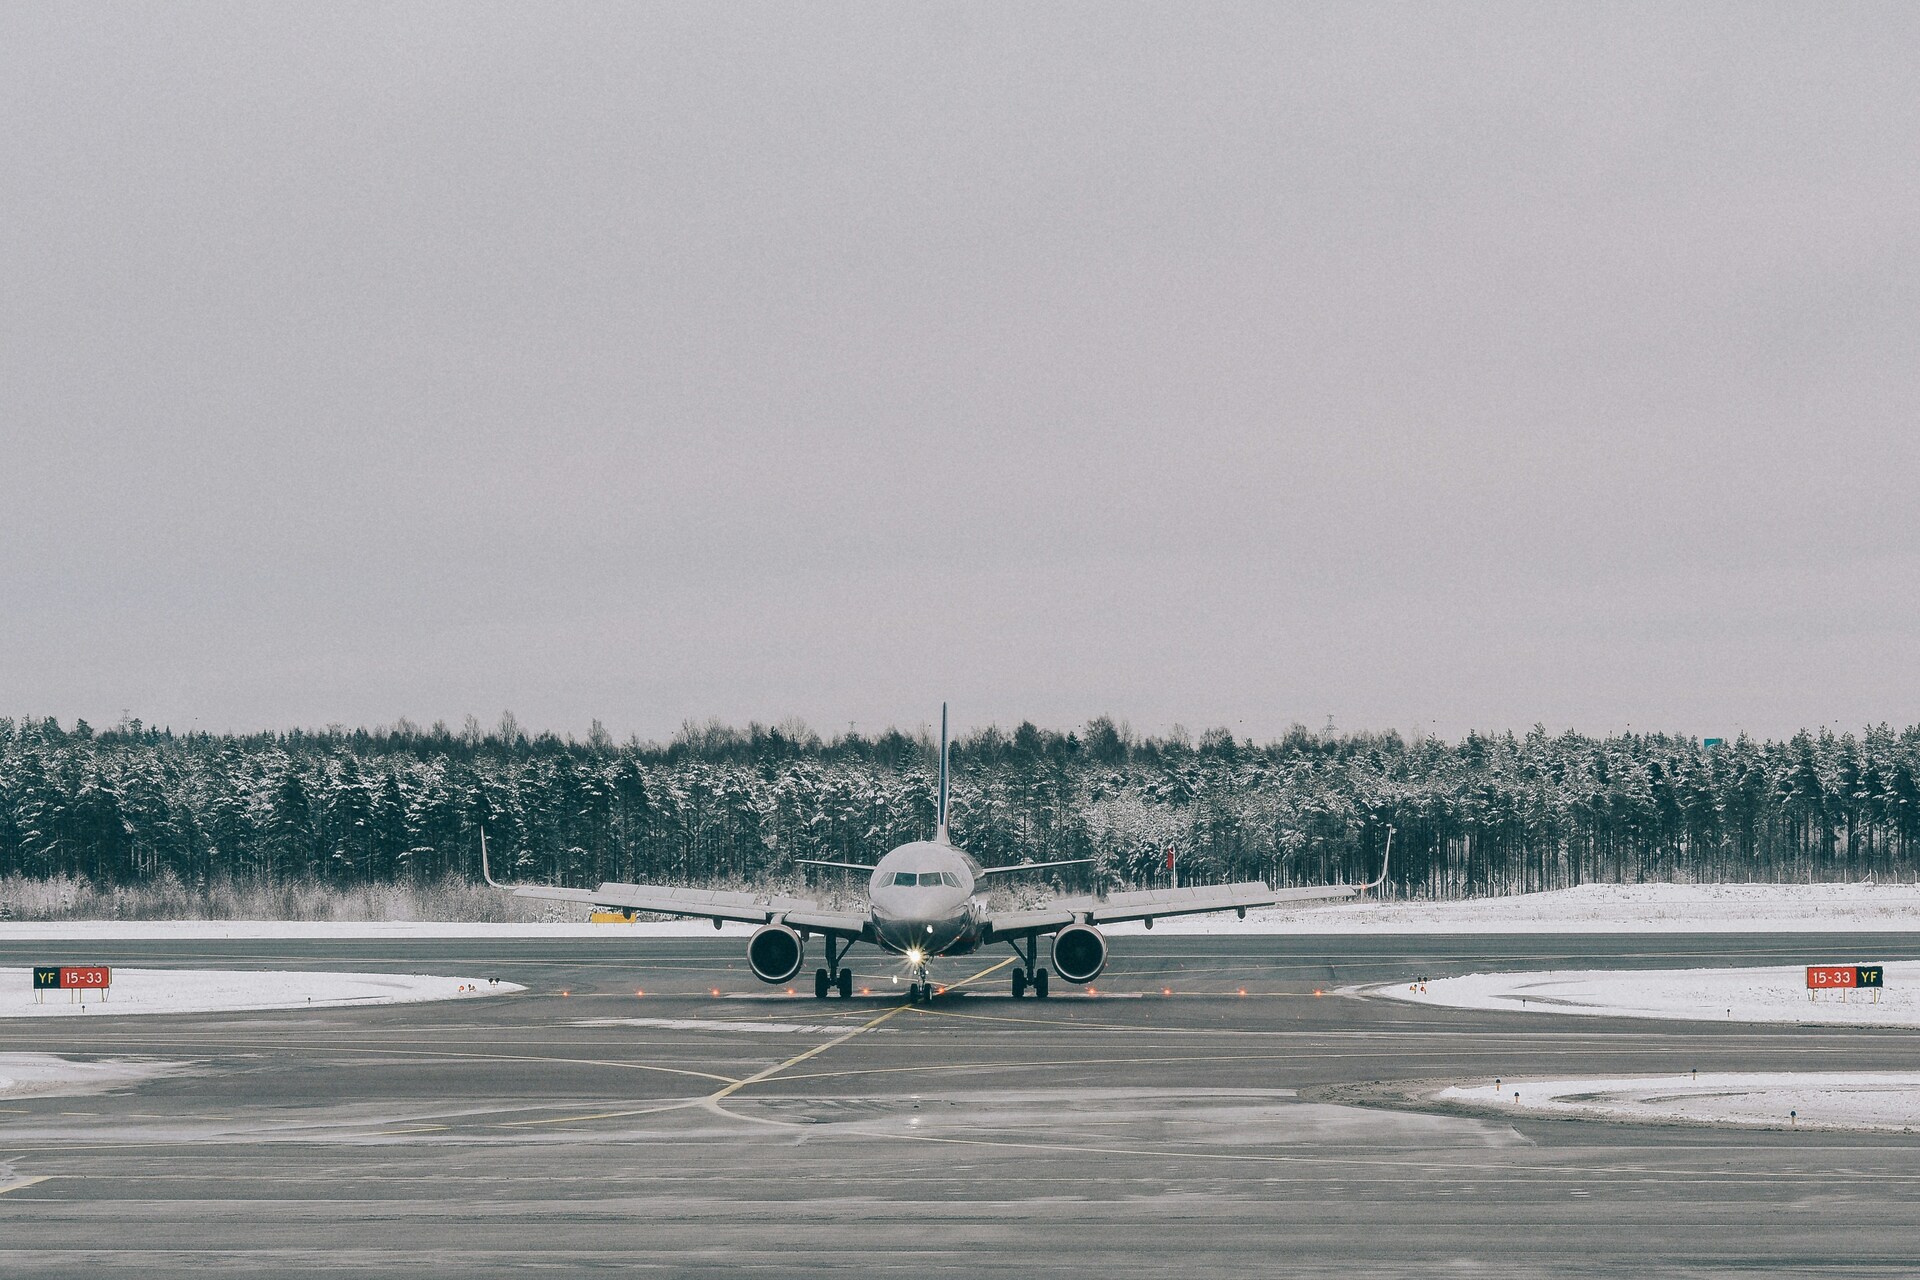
[1806,965,1883,989]
[32,966,111,990]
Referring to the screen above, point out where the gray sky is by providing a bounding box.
[4,4,1917,744]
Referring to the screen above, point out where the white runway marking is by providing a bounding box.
[569,1017,842,1034]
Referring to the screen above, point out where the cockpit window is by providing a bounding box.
[941,872,962,887]
[892,871,919,886]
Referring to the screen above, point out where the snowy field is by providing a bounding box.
[1148,880,1920,935]
[1436,1073,1920,1133]
[0,968,524,1018]
[1358,962,1920,1028]
[0,882,1915,940]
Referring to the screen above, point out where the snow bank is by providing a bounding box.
[0,920,754,940]
[0,968,524,1018]
[0,1051,181,1097]
[0,881,1915,940]
[1437,1073,1920,1132]
[1358,961,1920,1027]
[1142,880,1920,935]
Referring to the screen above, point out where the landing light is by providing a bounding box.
[905,947,926,966]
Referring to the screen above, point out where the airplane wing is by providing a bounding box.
[484,837,868,939]
[982,881,1361,940]
[986,832,1393,939]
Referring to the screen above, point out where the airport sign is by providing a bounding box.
[32,965,112,989]
[1805,965,1882,989]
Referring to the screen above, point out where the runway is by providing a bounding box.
[3,932,1919,1277]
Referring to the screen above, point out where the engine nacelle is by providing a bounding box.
[747,922,806,984]
[1051,923,1109,984]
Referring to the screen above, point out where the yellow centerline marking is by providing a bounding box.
[708,959,1015,1104]
[500,1100,701,1129]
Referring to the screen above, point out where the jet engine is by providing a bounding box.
[747,922,805,984]
[1051,923,1108,984]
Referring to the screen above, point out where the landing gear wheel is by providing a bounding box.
[837,968,853,999]
[814,968,830,999]
[1033,968,1049,999]
[1011,967,1028,999]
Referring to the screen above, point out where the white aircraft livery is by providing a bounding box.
[484,706,1388,1001]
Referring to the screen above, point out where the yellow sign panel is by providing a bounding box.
[589,910,637,924]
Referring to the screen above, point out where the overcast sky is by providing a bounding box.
[3,4,1916,744]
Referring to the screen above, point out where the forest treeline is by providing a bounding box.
[4,713,1920,916]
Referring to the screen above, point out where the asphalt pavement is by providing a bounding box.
[2,931,1919,1277]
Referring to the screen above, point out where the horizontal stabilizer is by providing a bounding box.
[976,857,1094,877]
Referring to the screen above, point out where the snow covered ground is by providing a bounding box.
[1436,1073,1920,1133]
[0,1051,181,1098]
[1358,961,1920,1028]
[0,919,756,940]
[1146,880,1920,934]
[0,881,1915,940]
[0,968,524,1018]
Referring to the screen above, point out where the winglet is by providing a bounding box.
[935,702,951,844]
[1358,826,1393,894]
[480,827,505,889]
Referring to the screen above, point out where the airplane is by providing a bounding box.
[482,705,1390,1002]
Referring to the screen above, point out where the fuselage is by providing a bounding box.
[866,838,985,958]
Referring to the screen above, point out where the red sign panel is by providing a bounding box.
[1806,966,1856,989]
[59,966,111,989]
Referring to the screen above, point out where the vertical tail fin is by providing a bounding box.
[936,702,950,843]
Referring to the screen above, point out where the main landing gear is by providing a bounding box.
[811,936,856,999]
[1008,934,1051,999]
